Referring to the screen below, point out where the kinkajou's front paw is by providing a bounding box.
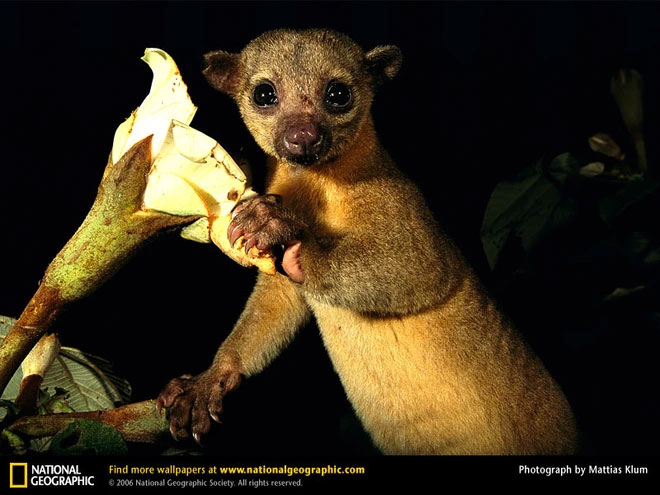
[156,365,241,445]
[228,194,306,283]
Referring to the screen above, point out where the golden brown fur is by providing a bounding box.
[157,29,578,454]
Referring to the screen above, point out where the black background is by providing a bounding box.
[1,0,659,459]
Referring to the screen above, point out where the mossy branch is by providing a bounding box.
[7,400,170,444]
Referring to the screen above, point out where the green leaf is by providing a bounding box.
[40,389,75,414]
[481,160,544,269]
[0,317,25,403]
[0,399,19,423]
[481,157,579,269]
[0,315,131,411]
[49,419,128,455]
[546,152,581,184]
[2,429,27,454]
[30,436,54,453]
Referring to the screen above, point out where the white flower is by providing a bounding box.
[112,49,197,164]
[110,48,273,271]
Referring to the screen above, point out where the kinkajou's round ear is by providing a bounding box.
[365,45,403,85]
[203,50,243,96]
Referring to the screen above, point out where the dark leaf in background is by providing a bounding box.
[599,178,660,223]
[481,153,581,270]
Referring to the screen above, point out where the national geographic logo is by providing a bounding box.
[9,463,27,488]
[9,462,95,488]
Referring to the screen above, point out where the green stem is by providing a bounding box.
[0,136,200,397]
[0,285,61,401]
[633,135,648,174]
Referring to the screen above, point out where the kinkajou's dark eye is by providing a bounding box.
[325,81,352,109]
[253,82,278,107]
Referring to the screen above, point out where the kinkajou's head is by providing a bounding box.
[203,29,401,167]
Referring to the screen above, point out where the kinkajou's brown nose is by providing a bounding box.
[283,121,323,158]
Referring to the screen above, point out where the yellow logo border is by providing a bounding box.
[9,463,28,489]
